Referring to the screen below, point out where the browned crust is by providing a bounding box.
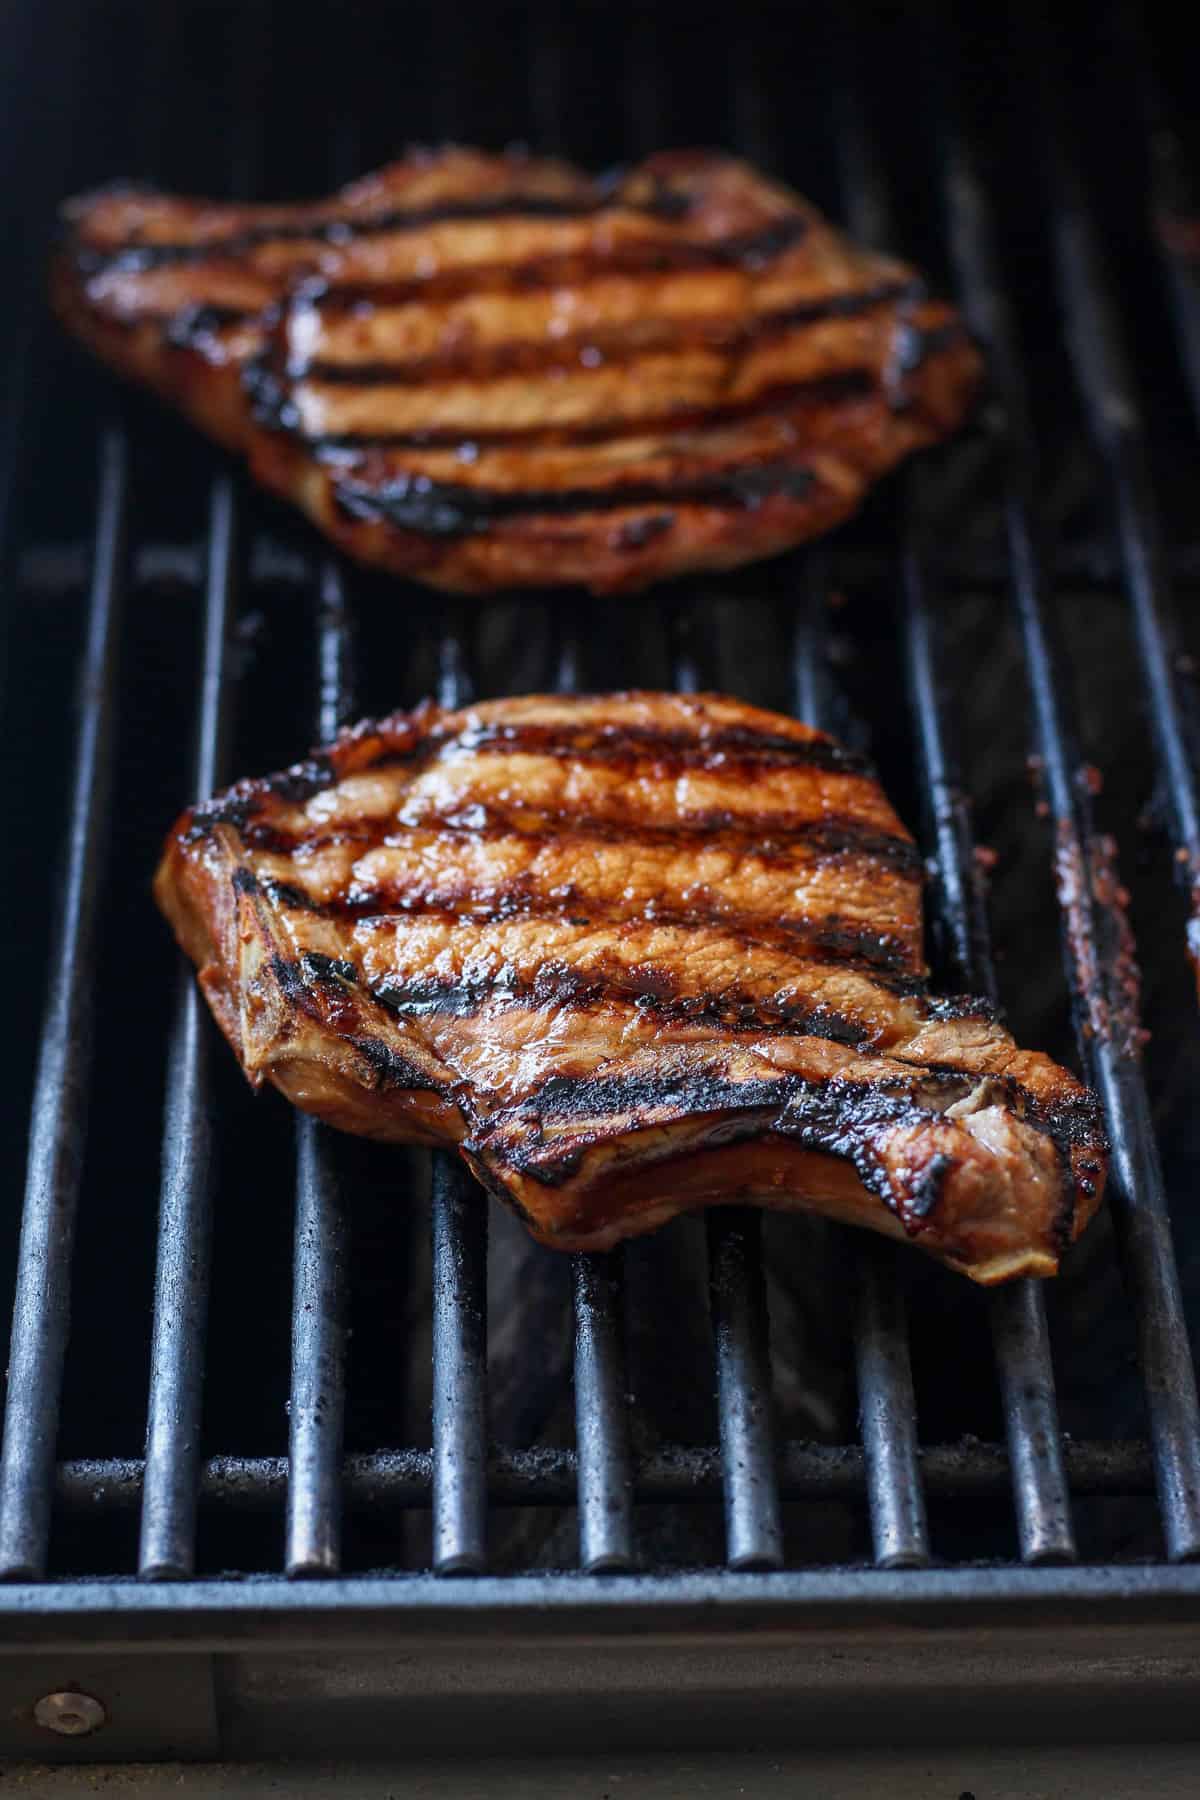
[52,148,982,596]
[154,692,1106,1281]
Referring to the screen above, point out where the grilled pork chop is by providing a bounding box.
[55,149,981,595]
[155,692,1105,1280]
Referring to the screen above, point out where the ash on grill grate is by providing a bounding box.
[1,0,1199,1602]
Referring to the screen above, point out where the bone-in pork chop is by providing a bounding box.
[54,149,981,595]
[154,692,1106,1281]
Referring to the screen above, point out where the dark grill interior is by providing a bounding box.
[3,0,1200,1607]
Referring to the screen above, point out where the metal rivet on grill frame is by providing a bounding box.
[33,1691,107,1737]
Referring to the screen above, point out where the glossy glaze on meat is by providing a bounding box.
[154,692,1106,1280]
[54,149,981,595]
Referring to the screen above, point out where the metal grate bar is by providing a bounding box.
[840,10,1076,1566]
[0,428,128,1579]
[287,1119,349,1577]
[138,475,240,1579]
[430,1153,489,1574]
[285,563,354,1578]
[672,626,783,1569]
[706,1212,785,1569]
[794,580,929,1569]
[550,624,637,1575]
[1033,37,1200,977]
[429,622,489,1575]
[901,544,1076,1565]
[938,82,1200,1563]
[51,1432,1160,1515]
[572,1253,635,1571]
[852,1248,930,1570]
[820,46,933,1572]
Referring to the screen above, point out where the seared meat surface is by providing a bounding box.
[55,149,980,595]
[155,692,1105,1280]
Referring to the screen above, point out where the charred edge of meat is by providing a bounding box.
[185,754,338,836]
[905,1058,1107,1151]
[369,962,886,1044]
[477,1066,1106,1218]
[1053,1182,1077,1257]
[925,993,1001,1024]
[264,941,1103,1231]
[330,460,822,536]
[458,1148,544,1227]
[266,755,338,800]
[68,179,701,277]
[467,1068,968,1222]
[285,278,930,387]
[305,214,821,313]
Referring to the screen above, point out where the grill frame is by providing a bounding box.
[3,0,1200,1759]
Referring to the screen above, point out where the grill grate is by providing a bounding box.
[2,0,1200,1639]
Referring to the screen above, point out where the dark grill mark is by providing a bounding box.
[267,754,335,800]
[308,215,813,314]
[301,951,358,986]
[288,278,924,387]
[267,317,968,469]
[368,963,888,1045]
[291,805,917,869]
[351,1034,440,1092]
[269,954,307,1001]
[185,792,256,840]
[373,715,872,774]
[182,718,885,873]
[72,181,697,277]
[275,371,876,455]
[261,877,322,912]
[333,458,820,537]
[349,894,915,982]
[908,1151,954,1221]
[225,836,919,980]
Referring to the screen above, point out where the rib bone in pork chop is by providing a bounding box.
[54,149,981,595]
[155,692,1106,1281]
